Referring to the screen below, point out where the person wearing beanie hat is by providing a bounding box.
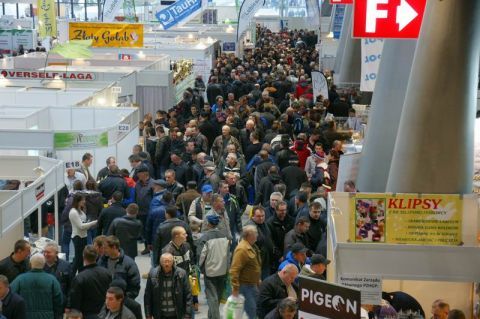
[196,211,231,319]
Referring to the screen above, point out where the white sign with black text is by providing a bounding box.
[339,274,382,305]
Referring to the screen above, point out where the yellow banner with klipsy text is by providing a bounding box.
[350,193,462,246]
[68,22,143,48]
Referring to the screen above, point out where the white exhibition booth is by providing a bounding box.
[0,155,65,257]
[0,105,139,176]
[327,191,480,316]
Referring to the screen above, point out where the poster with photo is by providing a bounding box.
[354,198,386,242]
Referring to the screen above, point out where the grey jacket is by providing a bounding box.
[98,304,136,319]
[196,228,230,277]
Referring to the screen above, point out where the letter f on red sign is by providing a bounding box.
[366,0,388,33]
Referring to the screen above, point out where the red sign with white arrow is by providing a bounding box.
[353,0,427,38]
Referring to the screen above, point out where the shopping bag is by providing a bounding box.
[220,274,232,304]
[223,295,245,319]
[189,274,200,296]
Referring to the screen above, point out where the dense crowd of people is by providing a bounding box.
[0,26,464,319]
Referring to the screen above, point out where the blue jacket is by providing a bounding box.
[278,251,310,273]
[146,191,167,245]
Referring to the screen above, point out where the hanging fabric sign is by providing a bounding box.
[102,0,123,22]
[237,0,265,41]
[38,0,57,38]
[311,71,329,101]
[155,0,203,30]
[360,38,384,92]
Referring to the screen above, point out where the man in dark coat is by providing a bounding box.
[99,236,141,299]
[280,159,308,200]
[69,246,112,319]
[108,204,143,259]
[98,165,129,202]
[97,191,126,235]
[0,274,26,319]
[206,76,224,106]
[154,125,171,179]
[246,206,274,280]
[144,252,193,319]
[255,166,282,207]
[266,200,294,272]
[284,217,311,254]
[257,264,298,318]
[0,239,30,284]
[135,166,154,255]
[43,242,72,308]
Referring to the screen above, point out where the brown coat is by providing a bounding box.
[229,239,261,290]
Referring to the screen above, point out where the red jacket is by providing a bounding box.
[291,141,311,169]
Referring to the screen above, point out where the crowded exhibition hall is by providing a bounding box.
[0,0,479,318]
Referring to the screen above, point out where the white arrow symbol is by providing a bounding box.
[396,0,418,31]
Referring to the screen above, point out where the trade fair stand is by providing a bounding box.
[327,191,480,316]
[0,155,64,256]
[0,105,139,176]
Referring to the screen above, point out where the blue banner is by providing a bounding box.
[332,4,345,39]
[155,0,202,30]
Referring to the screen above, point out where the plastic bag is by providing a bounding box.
[220,274,232,304]
[223,295,245,319]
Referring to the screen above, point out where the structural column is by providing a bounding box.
[356,39,416,192]
[386,0,480,194]
[335,5,361,85]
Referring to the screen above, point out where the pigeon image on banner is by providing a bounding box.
[237,0,265,42]
[312,71,329,101]
[155,0,203,30]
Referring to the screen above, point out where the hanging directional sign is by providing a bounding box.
[353,0,427,38]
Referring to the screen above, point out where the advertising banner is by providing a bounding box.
[305,0,321,29]
[312,71,329,101]
[0,69,96,81]
[0,30,14,54]
[69,23,143,48]
[360,39,384,92]
[38,0,57,38]
[332,4,346,39]
[237,0,265,41]
[54,132,109,149]
[350,193,463,245]
[155,0,203,30]
[299,275,361,319]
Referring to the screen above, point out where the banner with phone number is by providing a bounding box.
[350,193,462,246]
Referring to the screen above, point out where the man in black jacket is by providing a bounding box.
[267,200,294,272]
[206,76,224,106]
[109,279,143,319]
[144,253,193,319]
[68,246,111,319]
[99,236,141,300]
[246,206,274,280]
[257,264,298,318]
[0,239,30,283]
[108,204,143,259]
[97,191,126,235]
[0,274,26,319]
[98,166,129,202]
[43,242,72,308]
[154,206,194,265]
[154,125,171,179]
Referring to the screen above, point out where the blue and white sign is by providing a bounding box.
[332,4,346,39]
[155,0,202,30]
[222,42,236,52]
[360,38,384,92]
[237,0,265,41]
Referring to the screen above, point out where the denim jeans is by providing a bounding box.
[204,275,226,319]
[72,236,87,275]
[61,227,72,261]
[239,284,259,319]
[87,228,97,245]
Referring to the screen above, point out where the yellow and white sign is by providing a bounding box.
[38,0,57,38]
[350,193,462,246]
[68,23,143,48]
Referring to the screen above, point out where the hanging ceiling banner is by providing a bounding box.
[102,0,124,22]
[237,0,265,41]
[311,71,329,101]
[155,0,203,30]
[69,22,143,48]
[360,38,384,92]
[37,0,57,38]
[305,0,321,29]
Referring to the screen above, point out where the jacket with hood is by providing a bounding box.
[278,251,305,272]
[99,251,140,299]
[290,140,311,170]
[146,190,169,245]
[255,173,282,206]
[196,227,230,277]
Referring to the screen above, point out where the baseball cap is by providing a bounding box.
[152,179,168,188]
[290,243,308,254]
[203,161,216,170]
[201,184,213,193]
[310,254,330,265]
[206,214,220,225]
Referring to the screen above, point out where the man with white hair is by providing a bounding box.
[11,254,63,319]
[43,242,72,307]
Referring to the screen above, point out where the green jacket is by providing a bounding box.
[11,269,63,319]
